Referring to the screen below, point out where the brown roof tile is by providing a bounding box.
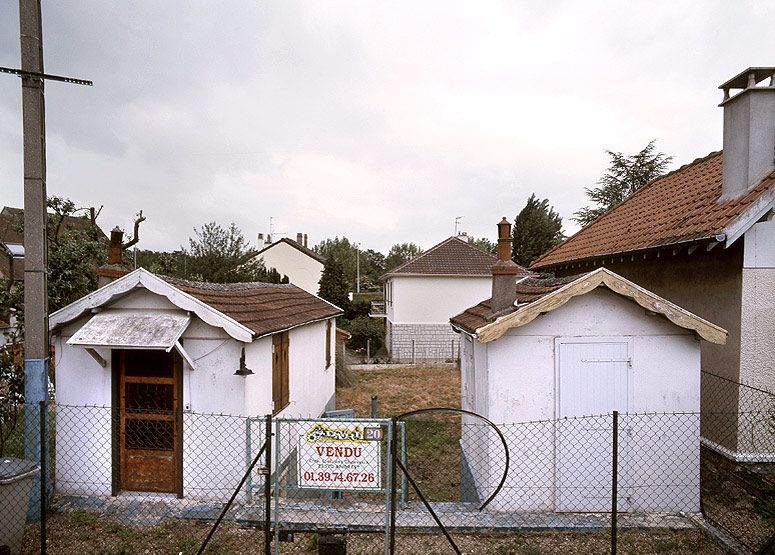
[531,152,775,269]
[253,238,326,264]
[161,276,342,337]
[383,237,528,279]
[451,274,582,332]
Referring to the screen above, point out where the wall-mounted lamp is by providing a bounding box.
[234,346,254,377]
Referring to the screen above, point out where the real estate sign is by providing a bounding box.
[297,421,383,490]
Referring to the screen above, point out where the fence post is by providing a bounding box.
[388,417,398,554]
[367,339,371,362]
[611,410,618,555]
[264,415,272,555]
[371,395,377,418]
[39,401,46,555]
[411,340,415,364]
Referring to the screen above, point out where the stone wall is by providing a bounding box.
[389,322,460,362]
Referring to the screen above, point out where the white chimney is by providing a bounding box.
[719,67,775,201]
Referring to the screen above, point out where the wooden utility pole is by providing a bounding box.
[1,0,91,519]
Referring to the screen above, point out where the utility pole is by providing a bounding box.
[2,0,91,519]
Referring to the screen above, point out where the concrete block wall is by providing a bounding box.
[388,322,460,362]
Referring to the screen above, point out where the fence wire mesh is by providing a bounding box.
[0,370,772,554]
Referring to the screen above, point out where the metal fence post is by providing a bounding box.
[611,410,618,555]
[264,415,272,555]
[411,340,415,364]
[367,339,371,362]
[371,395,377,418]
[389,417,398,554]
[39,401,46,555]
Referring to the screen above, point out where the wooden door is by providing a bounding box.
[556,338,632,511]
[118,349,181,493]
[272,332,289,414]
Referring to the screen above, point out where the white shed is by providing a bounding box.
[451,267,727,513]
[49,268,341,499]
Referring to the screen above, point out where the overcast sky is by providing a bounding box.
[1,1,773,254]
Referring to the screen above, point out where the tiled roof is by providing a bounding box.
[531,152,775,269]
[450,268,727,344]
[254,238,326,264]
[383,237,527,279]
[450,274,581,332]
[161,276,342,338]
[0,206,108,244]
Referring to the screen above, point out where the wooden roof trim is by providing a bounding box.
[474,267,727,345]
[49,268,255,343]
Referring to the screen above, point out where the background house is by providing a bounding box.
[531,67,775,461]
[379,236,528,362]
[248,233,324,295]
[49,268,341,500]
[451,229,726,512]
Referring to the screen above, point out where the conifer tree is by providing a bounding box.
[512,194,564,267]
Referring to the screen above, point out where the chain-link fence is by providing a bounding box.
[2,372,773,554]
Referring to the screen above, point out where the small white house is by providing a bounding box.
[49,268,341,499]
[248,234,325,295]
[379,236,529,362]
[451,262,727,513]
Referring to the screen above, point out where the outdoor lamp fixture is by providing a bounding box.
[234,346,254,377]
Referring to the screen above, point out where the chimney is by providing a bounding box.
[304,233,308,247]
[719,67,775,200]
[96,226,129,287]
[490,217,520,314]
[257,232,264,247]
[296,232,304,244]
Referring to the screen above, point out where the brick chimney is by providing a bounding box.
[296,232,304,244]
[96,227,129,287]
[303,233,308,247]
[490,217,520,314]
[719,67,775,200]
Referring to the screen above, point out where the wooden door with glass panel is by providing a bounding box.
[118,349,181,493]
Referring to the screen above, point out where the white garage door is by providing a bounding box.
[556,338,632,512]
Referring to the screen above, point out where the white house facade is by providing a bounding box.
[249,235,325,295]
[381,237,528,362]
[49,269,341,500]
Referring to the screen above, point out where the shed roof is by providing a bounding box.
[161,275,341,337]
[383,237,526,279]
[450,268,727,344]
[49,269,342,342]
[531,152,775,270]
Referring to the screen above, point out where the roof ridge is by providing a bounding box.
[384,235,500,277]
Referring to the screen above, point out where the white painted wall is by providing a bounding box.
[461,288,702,512]
[739,218,775,456]
[251,241,324,294]
[52,285,335,500]
[389,275,492,323]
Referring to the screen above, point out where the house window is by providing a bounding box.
[325,319,332,368]
[272,332,289,414]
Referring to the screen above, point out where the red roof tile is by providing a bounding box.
[531,152,775,269]
[161,276,342,337]
[383,237,528,279]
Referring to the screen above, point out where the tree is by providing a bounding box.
[318,256,350,311]
[573,140,672,226]
[471,237,496,255]
[314,237,359,290]
[385,243,423,272]
[512,194,564,267]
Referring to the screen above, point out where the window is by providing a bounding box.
[272,332,289,414]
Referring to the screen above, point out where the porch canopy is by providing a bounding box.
[67,311,190,351]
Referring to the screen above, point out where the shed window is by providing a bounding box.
[272,332,289,414]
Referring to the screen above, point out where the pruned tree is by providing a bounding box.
[512,194,564,267]
[573,140,672,226]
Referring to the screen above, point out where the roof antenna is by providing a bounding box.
[454,216,463,236]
